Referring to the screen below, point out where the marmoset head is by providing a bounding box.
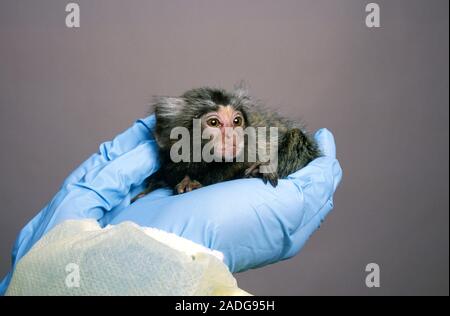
[153,87,252,161]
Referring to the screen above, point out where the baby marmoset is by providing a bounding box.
[134,87,320,200]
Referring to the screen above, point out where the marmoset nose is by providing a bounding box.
[220,120,235,135]
[217,116,232,130]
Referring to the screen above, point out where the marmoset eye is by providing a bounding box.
[233,117,243,126]
[207,118,220,127]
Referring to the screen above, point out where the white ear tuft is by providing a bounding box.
[233,81,250,99]
[154,96,186,118]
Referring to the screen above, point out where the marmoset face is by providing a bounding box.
[200,105,246,161]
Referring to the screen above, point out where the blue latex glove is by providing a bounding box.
[0,116,342,294]
[107,128,342,273]
[0,116,160,295]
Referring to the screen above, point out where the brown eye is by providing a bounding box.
[233,117,243,126]
[207,118,220,127]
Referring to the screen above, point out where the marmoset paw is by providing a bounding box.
[261,172,279,187]
[244,162,279,187]
[175,175,203,194]
[244,162,262,178]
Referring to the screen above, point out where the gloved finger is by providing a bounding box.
[288,155,342,212]
[283,197,335,259]
[63,115,156,187]
[141,187,174,201]
[283,156,342,258]
[298,155,343,192]
[98,116,156,161]
[314,128,336,158]
[282,128,342,259]
[49,140,160,229]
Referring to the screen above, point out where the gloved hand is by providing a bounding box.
[107,128,342,273]
[0,116,161,295]
[0,115,342,294]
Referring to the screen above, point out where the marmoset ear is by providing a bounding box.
[153,96,187,120]
[232,82,254,108]
[152,96,188,149]
[233,81,250,98]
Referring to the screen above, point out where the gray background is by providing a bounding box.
[0,0,448,295]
